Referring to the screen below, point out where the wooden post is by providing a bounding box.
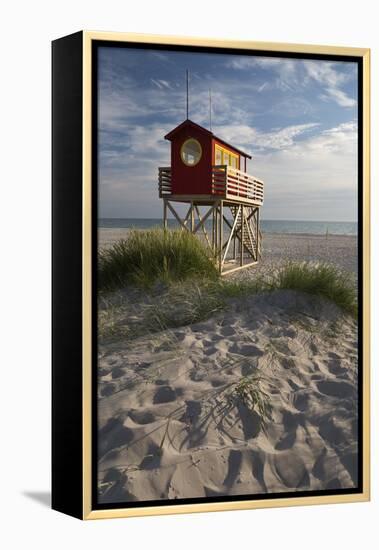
[215,204,218,252]
[219,201,223,273]
[163,199,168,230]
[190,201,195,232]
[211,206,215,251]
[233,227,236,259]
[240,205,244,266]
[256,207,260,260]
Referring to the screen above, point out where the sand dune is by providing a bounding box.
[98,289,358,503]
[99,229,358,276]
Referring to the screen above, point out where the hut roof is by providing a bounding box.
[164,119,252,159]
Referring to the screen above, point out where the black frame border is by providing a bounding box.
[90,40,364,512]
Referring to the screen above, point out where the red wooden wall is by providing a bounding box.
[171,125,213,195]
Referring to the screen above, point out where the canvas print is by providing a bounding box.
[96,46,360,506]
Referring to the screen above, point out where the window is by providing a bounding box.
[222,151,230,165]
[215,144,239,169]
[180,138,202,166]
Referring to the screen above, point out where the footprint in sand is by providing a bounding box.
[328,351,343,361]
[316,379,355,399]
[210,378,226,388]
[293,390,310,412]
[275,431,296,450]
[318,416,347,446]
[189,370,206,382]
[282,410,300,432]
[100,382,117,397]
[229,343,264,356]
[138,442,162,470]
[340,452,358,486]
[273,452,309,489]
[111,367,126,379]
[128,410,156,425]
[220,325,237,337]
[179,400,202,425]
[103,467,123,483]
[98,417,134,458]
[287,379,301,391]
[223,450,242,488]
[326,478,342,490]
[236,402,261,439]
[153,385,176,404]
[327,360,348,377]
[250,450,267,492]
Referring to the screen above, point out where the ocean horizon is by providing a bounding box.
[99,218,357,236]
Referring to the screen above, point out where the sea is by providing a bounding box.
[99,218,357,236]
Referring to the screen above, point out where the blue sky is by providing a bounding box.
[98,47,358,221]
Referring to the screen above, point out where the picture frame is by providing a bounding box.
[52,31,370,520]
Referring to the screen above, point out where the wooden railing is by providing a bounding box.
[212,165,264,205]
[158,165,264,205]
[158,167,172,197]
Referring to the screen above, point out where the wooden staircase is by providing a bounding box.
[230,206,261,260]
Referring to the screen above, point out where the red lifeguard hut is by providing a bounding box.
[158,118,264,275]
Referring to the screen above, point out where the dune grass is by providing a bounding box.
[270,262,357,317]
[98,229,357,318]
[215,262,357,317]
[98,228,218,290]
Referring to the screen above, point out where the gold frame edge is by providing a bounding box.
[81,32,370,520]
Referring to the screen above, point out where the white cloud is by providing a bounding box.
[323,87,357,107]
[303,60,356,107]
[212,122,319,154]
[302,60,348,88]
[151,79,172,90]
[227,56,357,108]
[253,121,358,220]
[227,56,298,91]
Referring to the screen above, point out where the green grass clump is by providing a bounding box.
[233,375,272,423]
[216,277,266,298]
[270,262,357,317]
[98,228,218,290]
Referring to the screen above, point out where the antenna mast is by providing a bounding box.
[186,69,189,119]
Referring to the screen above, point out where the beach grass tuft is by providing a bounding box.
[98,228,218,290]
[270,262,357,317]
[233,375,272,423]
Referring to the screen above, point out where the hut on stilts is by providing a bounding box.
[158,118,265,276]
[158,73,264,275]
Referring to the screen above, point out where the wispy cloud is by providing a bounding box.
[151,78,173,90]
[322,87,357,107]
[211,122,319,154]
[255,121,358,220]
[303,60,357,107]
[227,56,357,108]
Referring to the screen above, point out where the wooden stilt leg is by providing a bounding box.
[219,201,223,274]
[163,199,167,230]
[240,205,244,267]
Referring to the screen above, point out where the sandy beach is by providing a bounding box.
[98,289,358,502]
[97,231,358,503]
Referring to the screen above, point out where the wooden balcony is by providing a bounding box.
[158,165,264,206]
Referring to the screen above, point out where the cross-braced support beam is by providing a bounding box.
[162,198,262,275]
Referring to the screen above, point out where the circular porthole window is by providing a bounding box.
[180,138,202,166]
